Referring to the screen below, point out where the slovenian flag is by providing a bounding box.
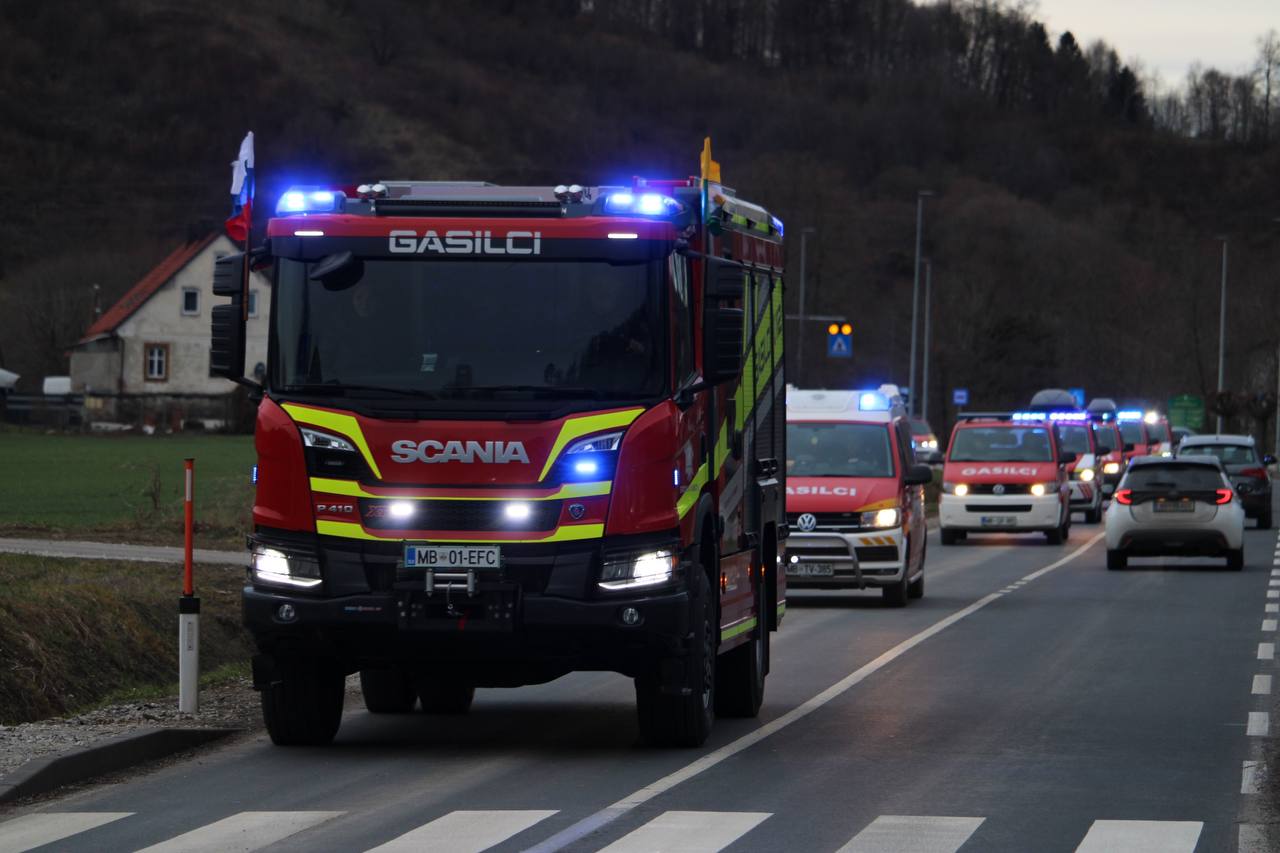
[224,131,254,243]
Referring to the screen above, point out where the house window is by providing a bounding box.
[144,343,169,381]
[181,288,200,315]
[248,289,259,318]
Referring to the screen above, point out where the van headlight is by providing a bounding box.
[860,507,900,528]
[943,482,969,496]
[1103,461,1121,475]
[599,549,677,591]
[1076,468,1095,482]
[251,545,322,590]
[1030,483,1049,497]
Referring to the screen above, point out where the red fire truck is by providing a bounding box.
[209,141,787,747]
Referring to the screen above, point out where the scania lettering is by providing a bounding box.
[209,141,787,747]
[783,387,931,607]
[939,411,1074,544]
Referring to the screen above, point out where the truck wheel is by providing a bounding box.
[1045,524,1064,545]
[261,659,345,746]
[882,573,909,607]
[716,566,767,719]
[908,570,924,600]
[359,668,416,714]
[1227,548,1245,571]
[940,529,958,546]
[418,682,475,714]
[1106,549,1126,571]
[1084,506,1102,524]
[636,566,715,747]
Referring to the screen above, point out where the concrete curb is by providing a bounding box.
[0,727,236,804]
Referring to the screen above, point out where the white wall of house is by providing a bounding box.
[115,235,270,395]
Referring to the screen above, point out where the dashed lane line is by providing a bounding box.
[1243,761,1262,794]
[1258,643,1275,661]
[1253,675,1272,695]
[1248,712,1271,737]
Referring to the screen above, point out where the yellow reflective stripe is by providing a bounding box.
[309,478,611,501]
[771,280,785,368]
[676,462,709,519]
[537,408,646,482]
[721,616,757,642]
[282,403,383,480]
[858,498,899,512]
[316,520,604,543]
[714,419,731,475]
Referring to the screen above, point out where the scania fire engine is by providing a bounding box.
[209,141,787,747]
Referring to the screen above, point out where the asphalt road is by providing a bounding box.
[1,517,1276,852]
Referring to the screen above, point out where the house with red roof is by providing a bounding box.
[69,234,269,424]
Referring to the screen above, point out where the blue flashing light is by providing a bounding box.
[859,391,889,411]
[770,216,785,236]
[1048,411,1088,422]
[636,193,669,215]
[1116,410,1144,421]
[573,459,600,477]
[604,191,680,217]
[251,464,258,485]
[1012,411,1047,421]
[276,186,340,216]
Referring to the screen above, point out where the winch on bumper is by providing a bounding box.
[783,528,904,589]
[242,530,692,684]
[938,492,1062,531]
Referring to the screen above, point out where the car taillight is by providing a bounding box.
[1114,489,1133,505]
[1242,467,1268,480]
[1216,489,1233,504]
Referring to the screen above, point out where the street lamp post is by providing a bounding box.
[797,226,816,381]
[1217,237,1228,434]
[908,191,933,416]
[922,259,932,423]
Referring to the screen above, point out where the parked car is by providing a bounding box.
[1175,434,1273,528]
[1105,456,1245,570]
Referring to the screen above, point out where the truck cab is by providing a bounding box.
[208,142,787,748]
[939,412,1073,544]
[783,387,932,607]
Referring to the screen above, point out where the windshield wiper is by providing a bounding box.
[280,383,438,400]
[447,384,612,400]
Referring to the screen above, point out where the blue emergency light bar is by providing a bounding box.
[1048,412,1089,422]
[1011,411,1047,421]
[858,391,890,411]
[604,192,682,217]
[1116,410,1144,421]
[277,187,341,216]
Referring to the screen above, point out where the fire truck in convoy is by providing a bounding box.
[208,141,787,747]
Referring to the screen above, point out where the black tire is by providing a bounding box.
[637,566,715,747]
[1084,505,1102,524]
[716,566,766,718]
[359,668,417,714]
[882,572,909,607]
[1259,506,1273,530]
[1106,549,1126,571]
[908,570,924,599]
[261,659,345,746]
[1227,548,1245,571]
[1045,523,1065,545]
[418,682,476,714]
[940,528,958,545]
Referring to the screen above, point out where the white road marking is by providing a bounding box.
[1268,604,1279,613]
[1243,760,1262,794]
[837,815,985,853]
[1254,674,1272,695]
[1260,643,1275,660]
[1264,620,1278,632]
[520,532,1106,853]
[1248,711,1271,736]
[1073,820,1202,852]
[367,810,557,853]
[1271,569,1280,575]
[1239,824,1268,852]
[135,811,343,853]
[1268,590,1279,599]
[1269,580,1280,587]
[596,811,770,853]
[0,812,132,853]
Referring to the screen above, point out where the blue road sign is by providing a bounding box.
[827,332,852,358]
[1069,387,1086,407]
[953,388,969,406]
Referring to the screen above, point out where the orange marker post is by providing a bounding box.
[178,457,200,714]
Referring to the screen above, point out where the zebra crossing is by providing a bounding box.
[0,809,1223,853]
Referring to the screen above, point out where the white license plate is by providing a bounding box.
[404,544,501,570]
[787,563,835,577]
[980,516,1017,527]
[1153,501,1194,513]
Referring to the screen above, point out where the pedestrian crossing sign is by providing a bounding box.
[827,323,852,358]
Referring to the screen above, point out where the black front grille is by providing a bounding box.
[965,503,1033,513]
[360,499,562,531]
[855,546,899,562]
[968,484,1032,495]
[786,544,853,557]
[788,512,860,529]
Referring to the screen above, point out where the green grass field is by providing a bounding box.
[0,431,256,548]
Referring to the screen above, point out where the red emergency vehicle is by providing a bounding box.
[1091,419,1127,494]
[938,412,1074,544]
[208,141,786,747]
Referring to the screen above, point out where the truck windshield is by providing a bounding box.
[1093,427,1118,452]
[787,422,895,478]
[1058,425,1091,455]
[949,427,1053,462]
[1119,422,1146,445]
[272,257,665,401]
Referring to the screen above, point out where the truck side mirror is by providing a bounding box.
[1058,451,1078,465]
[904,464,933,487]
[704,256,745,299]
[703,305,744,386]
[209,252,247,380]
[1122,443,1135,453]
[1266,454,1277,466]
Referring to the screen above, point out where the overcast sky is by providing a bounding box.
[1026,0,1277,88]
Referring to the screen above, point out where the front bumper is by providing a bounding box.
[242,530,691,683]
[784,528,904,588]
[1068,478,1102,509]
[939,493,1062,532]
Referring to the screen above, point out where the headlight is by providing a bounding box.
[1077,468,1095,482]
[943,482,969,496]
[251,545,321,589]
[599,549,677,591]
[860,507,900,528]
[1030,483,1048,497]
[300,427,356,452]
[1103,461,1121,475]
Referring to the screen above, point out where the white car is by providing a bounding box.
[1104,456,1245,570]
